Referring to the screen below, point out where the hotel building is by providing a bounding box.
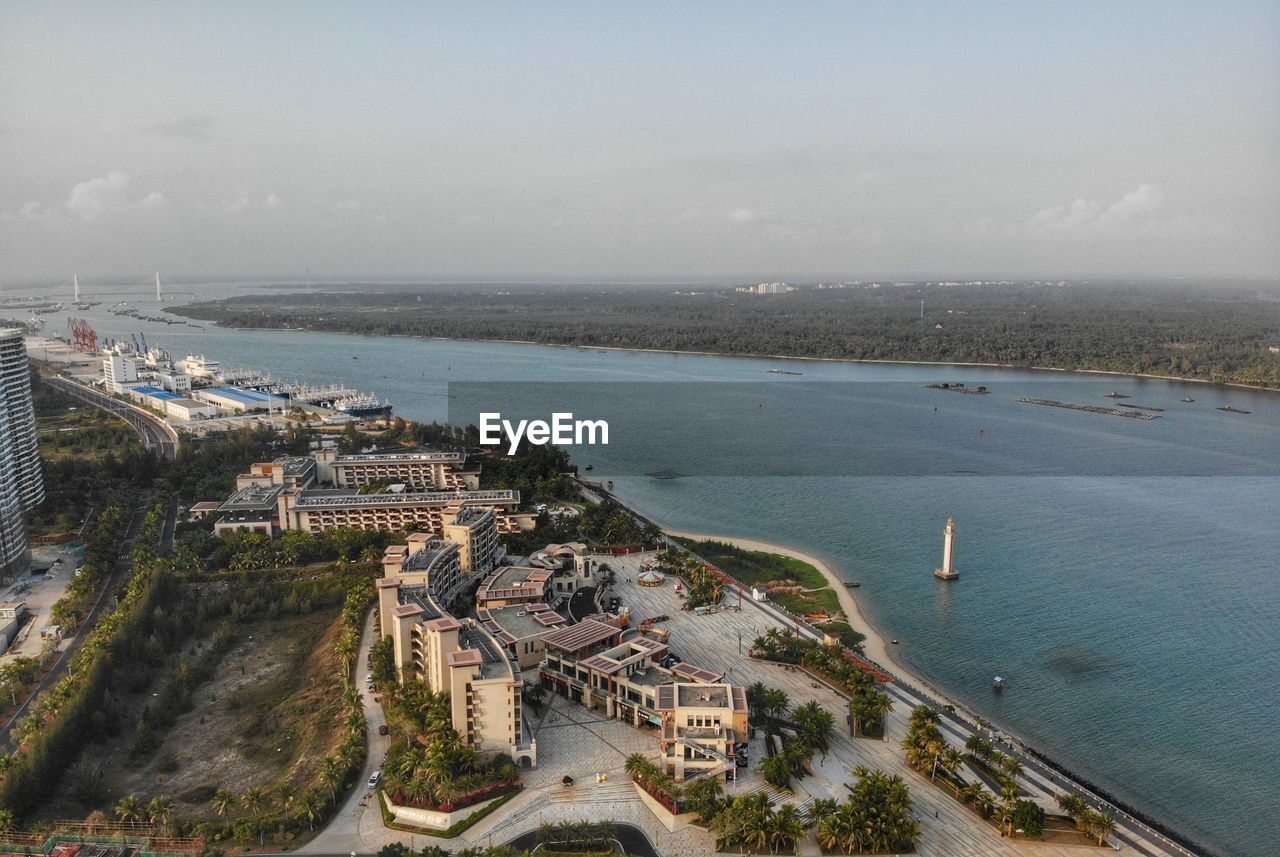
[314,448,479,490]
[211,450,532,538]
[378,568,536,768]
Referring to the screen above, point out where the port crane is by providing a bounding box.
[68,318,98,352]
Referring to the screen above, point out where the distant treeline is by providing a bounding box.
[174,280,1280,388]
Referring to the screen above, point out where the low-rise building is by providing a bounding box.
[538,618,747,780]
[657,682,749,780]
[163,397,217,420]
[0,600,28,654]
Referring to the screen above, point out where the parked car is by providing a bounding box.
[368,771,381,789]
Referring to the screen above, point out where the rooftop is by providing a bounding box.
[480,603,568,641]
[290,488,518,509]
[219,484,283,512]
[335,449,466,465]
[542,618,621,654]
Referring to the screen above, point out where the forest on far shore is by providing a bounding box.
[173,280,1280,389]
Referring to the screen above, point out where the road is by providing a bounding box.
[299,607,392,855]
[43,374,179,460]
[0,490,152,751]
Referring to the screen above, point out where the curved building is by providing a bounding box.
[0,329,43,510]
[0,328,42,581]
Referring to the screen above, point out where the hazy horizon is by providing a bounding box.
[3,2,1278,282]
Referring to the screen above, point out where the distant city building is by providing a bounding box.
[735,282,794,295]
[152,369,192,393]
[0,328,43,580]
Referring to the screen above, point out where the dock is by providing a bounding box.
[1015,397,1161,420]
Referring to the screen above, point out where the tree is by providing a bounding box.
[146,796,174,834]
[241,786,266,814]
[114,794,144,824]
[0,810,15,833]
[212,789,236,817]
[319,756,344,802]
[793,700,835,757]
[298,788,325,831]
[770,803,806,855]
[1092,812,1118,846]
[762,753,793,791]
[681,775,723,822]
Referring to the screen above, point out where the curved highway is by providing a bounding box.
[43,374,179,460]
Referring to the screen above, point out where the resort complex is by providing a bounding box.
[208,448,534,538]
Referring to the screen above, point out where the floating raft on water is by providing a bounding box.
[1115,402,1165,412]
[1015,397,1161,419]
[926,382,988,394]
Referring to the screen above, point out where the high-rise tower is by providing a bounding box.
[0,328,42,581]
[0,328,45,509]
[934,516,960,580]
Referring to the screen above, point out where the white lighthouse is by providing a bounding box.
[934,516,960,580]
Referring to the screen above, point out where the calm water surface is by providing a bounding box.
[19,284,1279,856]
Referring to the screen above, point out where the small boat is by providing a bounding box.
[584,464,594,471]
[844,580,862,588]
[1182,397,1195,403]
[1217,405,1250,414]
[768,368,803,376]
[1104,392,1130,399]
[890,639,899,645]
[993,676,1005,691]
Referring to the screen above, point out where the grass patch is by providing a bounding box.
[680,538,846,618]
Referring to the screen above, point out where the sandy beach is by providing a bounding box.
[662,527,939,694]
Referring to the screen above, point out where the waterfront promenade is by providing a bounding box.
[304,548,1196,857]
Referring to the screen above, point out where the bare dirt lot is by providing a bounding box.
[41,609,346,820]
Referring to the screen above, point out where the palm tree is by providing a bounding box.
[793,700,835,757]
[770,804,806,855]
[999,754,1023,781]
[298,789,325,831]
[241,786,266,815]
[762,688,790,724]
[940,747,965,783]
[0,810,15,833]
[114,794,144,825]
[1093,812,1117,846]
[319,756,344,802]
[274,782,297,826]
[211,789,236,817]
[805,797,839,829]
[146,796,175,835]
[1056,792,1087,820]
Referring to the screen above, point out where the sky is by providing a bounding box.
[2,2,1278,283]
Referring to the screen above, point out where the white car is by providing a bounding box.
[367,770,381,789]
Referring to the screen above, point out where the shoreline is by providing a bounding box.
[174,315,1280,395]
[660,527,924,688]
[649,527,1208,857]
[659,527,992,731]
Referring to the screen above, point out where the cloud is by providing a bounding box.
[264,193,282,210]
[1029,183,1165,233]
[62,171,166,220]
[65,170,130,219]
[729,207,763,225]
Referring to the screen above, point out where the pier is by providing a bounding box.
[1016,396,1161,420]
